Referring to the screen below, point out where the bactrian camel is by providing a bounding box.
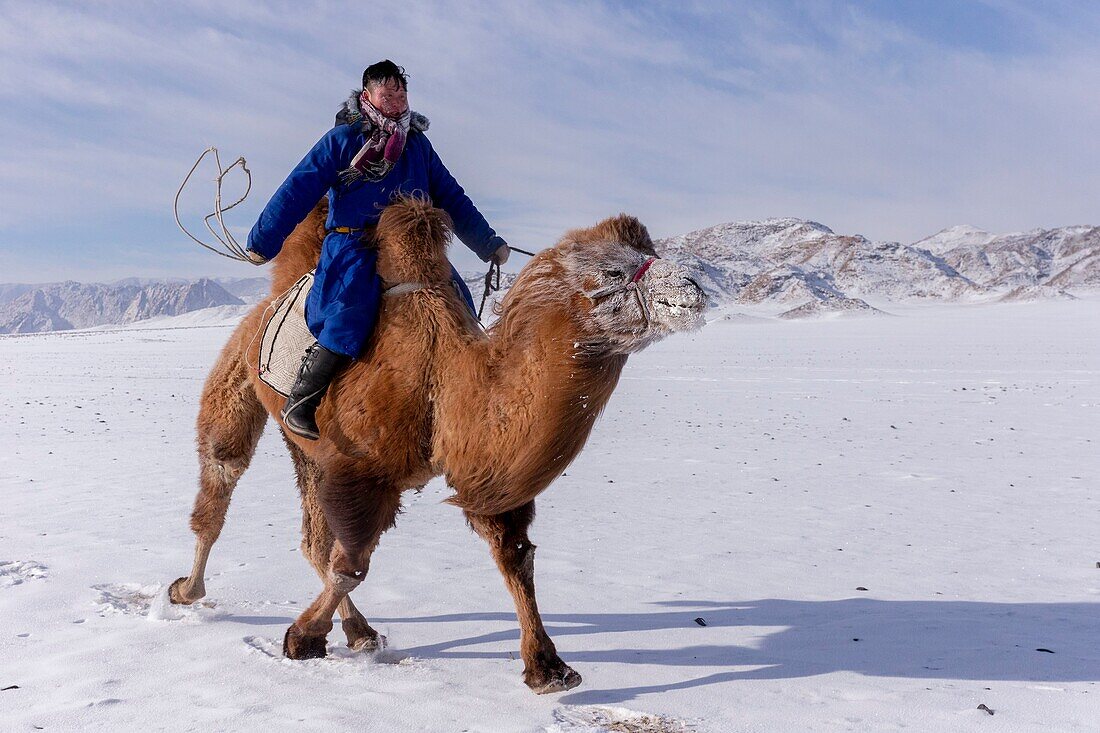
[169,197,706,693]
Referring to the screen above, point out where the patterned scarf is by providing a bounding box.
[337,92,412,185]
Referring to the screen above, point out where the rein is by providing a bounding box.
[477,245,538,323]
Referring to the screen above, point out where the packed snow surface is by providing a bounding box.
[1,301,1098,731]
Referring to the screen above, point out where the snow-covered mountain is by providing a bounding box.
[655,218,1099,316]
[912,224,998,254]
[929,226,1100,293]
[0,279,244,334]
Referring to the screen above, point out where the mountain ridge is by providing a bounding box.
[0,279,247,334]
[655,218,1098,317]
[2,219,1096,332]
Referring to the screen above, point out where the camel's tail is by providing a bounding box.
[269,199,329,296]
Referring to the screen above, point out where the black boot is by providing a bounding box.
[280,342,350,440]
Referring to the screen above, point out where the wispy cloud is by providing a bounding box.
[1,1,1099,282]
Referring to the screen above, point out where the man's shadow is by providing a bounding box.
[371,598,1100,704]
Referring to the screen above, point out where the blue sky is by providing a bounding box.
[1,1,1098,282]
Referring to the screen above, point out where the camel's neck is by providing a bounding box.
[433,303,628,515]
[495,310,629,434]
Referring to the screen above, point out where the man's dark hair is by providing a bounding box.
[363,60,408,90]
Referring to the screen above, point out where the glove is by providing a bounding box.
[490,241,510,266]
[244,249,268,265]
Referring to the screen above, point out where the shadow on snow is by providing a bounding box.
[361,598,1100,703]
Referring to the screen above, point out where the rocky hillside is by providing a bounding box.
[915,225,1099,292]
[655,219,1098,317]
[0,279,244,334]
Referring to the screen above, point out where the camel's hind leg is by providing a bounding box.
[169,345,266,604]
[465,501,581,694]
[283,434,385,651]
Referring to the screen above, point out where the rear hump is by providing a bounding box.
[270,199,328,296]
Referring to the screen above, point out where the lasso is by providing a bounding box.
[173,147,253,262]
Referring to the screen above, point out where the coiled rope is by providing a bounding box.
[174,147,253,262]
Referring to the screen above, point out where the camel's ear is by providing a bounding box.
[591,214,656,255]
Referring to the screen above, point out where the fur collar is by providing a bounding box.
[337,89,430,132]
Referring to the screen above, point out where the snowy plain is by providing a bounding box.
[1,300,1098,732]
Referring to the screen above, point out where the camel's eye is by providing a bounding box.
[602,269,624,280]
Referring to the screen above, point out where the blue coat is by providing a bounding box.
[247,122,499,357]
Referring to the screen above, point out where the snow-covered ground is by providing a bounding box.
[1,301,1098,731]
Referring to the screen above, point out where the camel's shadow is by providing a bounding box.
[369,598,1100,704]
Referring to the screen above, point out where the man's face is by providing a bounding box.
[365,80,409,119]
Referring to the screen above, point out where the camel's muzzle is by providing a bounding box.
[641,259,708,332]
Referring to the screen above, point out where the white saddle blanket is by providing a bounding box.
[257,271,315,397]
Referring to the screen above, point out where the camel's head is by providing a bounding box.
[372,196,455,286]
[531,214,708,354]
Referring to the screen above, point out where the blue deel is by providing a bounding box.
[246,124,499,357]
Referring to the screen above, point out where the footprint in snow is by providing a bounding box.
[92,583,220,622]
[93,582,162,617]
[0,560,48,588]
[243,634,281,658]
[547,706,696,733]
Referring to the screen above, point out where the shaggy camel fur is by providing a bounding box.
[169,197,706,693]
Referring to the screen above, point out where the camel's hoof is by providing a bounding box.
[283,625,328,660]
[525,665,583,694]
[342,617,386,652]
[347,632,387,653]
[168,577,203,605]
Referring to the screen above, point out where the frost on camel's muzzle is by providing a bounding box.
[636,258,708,332]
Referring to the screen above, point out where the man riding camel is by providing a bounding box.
[245,60,509,440]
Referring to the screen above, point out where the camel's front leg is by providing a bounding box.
[284,471,401,659]
[465,501,581,693]
[283,560,365,659]
[284,435,386,652]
